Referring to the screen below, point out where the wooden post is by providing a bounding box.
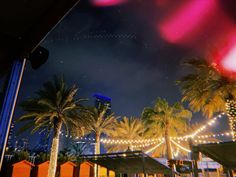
[223,166,229,177]
[216,168,220,177]
[188,138,199,177]
[228,169,233,177]
[141,154,148,177]
[96,164,99,177]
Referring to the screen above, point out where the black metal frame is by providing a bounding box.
[79,151,173,175]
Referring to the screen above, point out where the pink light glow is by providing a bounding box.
[221,46,236,73]
[212,35,236,77]
[158,0,217,44]
[91,0,126,7]
[155,0,169,7]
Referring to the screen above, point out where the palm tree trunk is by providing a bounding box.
[94,133,100,177]
[165,123,172,161]
[47,121,62,177]
[95,133,100,154]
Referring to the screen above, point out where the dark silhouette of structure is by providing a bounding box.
[0,0,81,171]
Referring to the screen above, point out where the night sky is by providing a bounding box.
[12,0,235,146]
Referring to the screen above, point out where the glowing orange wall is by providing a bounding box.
[99,167,115,177]
[109,170,115,177]
[36,161,49,177]
[79,162,115,177]
[99,167,107,177]
[12,160,34,177]
[79,162,93,177]
[60,162,76,177]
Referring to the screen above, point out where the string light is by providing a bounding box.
[59,114,229,146]
[55,113,230,157]
[171,131,233,142]
[188,112,224,138]
[195,132,233,139]
[59,131,163,145]
[193,139,221,144]
[100,138,162,145]
[171,112,225,140]
[145,141,164,154]
[171,140,191,153]
[57,112,229,156]
[132,141,158,148]
[226,100,236,140]
[99,112,224,144]
[173,148,180,157]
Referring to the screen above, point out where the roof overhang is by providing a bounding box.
[193,141,236,168]
[80,151,173,175]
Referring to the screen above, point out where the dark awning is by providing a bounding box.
[0,0,80,74]
[193,141,236,168]
[80,151,173,175]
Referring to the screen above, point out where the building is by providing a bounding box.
[6,121,15,150]
[14,138,29,151]
[35,132,51,152]
[93,94,112,115]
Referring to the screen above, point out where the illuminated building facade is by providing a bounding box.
[93,94,112,115]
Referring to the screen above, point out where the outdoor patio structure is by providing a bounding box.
[193,141,236,177]
[80,151,175,177]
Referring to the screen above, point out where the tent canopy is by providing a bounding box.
[193,141,236,168]
[80,151,173,175]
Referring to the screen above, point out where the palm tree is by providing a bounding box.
[80,106,117,154]
[177,58,236,117]
[69,142,91,160]
[58,148,74,163]
[177,58,236,137]
[105,116,147,152]
[58,142,91,163]
[69,142,92,174]
[18,76,87,177]
[142,97,192,160]
[79,106,117,177]
[36,152,50,163]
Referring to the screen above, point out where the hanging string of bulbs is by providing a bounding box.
[226,100,236,140]
[59,112,231,150]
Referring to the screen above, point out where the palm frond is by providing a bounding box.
[178,58,236,118]
[17,75,88,137]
